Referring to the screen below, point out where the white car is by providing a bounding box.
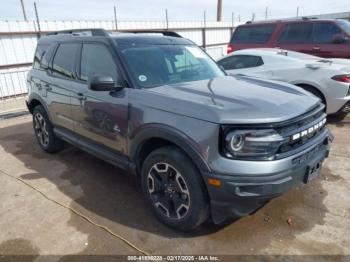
[217,48,350,119]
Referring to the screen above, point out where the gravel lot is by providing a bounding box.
[0,115,349,259]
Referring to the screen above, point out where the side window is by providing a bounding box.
[278,23,313,43]
[40,44,56,70]
[52,43,79,79]
[33,44,48,69]
[230,25,276,44]
[218,55,263,70]
[313,22,342,44]
[80,43,118,82]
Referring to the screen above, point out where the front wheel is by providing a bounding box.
[141,146,209,231]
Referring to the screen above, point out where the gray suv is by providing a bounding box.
[26,29,333,231]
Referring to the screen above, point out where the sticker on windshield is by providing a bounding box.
[138,75,147,82]
[185,46,206,58]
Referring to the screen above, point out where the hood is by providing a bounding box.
[134,75,319,124]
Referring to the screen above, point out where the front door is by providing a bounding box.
[312,21,350,58]
[70,42,128,154]
[276,22,314,55]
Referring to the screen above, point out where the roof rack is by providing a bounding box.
[118,30,182,38]
[46,28,108,37]
[45,28,182,38]
[245,17,322,24]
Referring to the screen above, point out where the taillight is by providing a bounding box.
[227,44,234,54]
[332,74,350,83]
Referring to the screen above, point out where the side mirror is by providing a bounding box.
[332,34,346,44]
[88,75,124,92]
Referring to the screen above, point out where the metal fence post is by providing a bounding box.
[202,11,206,49]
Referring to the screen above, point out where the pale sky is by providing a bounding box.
[1,0,349,22]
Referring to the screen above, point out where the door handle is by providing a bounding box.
[43,83,52,91]
[313,46,321,50]
[76,93,87,101]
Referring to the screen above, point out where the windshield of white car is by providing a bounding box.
[337,20,350,35]
[118,44,225,88]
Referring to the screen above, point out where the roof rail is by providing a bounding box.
[46,28,108,37]
[245,17,322,24]
[119,30,182,38]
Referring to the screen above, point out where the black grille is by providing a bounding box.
[276,104,326,154]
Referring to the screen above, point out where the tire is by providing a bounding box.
[328,111,348,122]
[141,146,209,231]
[32,105,64,153]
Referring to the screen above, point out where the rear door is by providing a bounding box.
[70,42,129,154]
[277,22,314,55]
[45,42,80,130]
[312,21,349,58]
[229,24,276,51]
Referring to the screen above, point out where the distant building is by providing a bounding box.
[305,11,350,20]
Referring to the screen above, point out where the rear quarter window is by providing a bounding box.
[33,44,49,69]
[230,24,276,44]
[218,55,263,70]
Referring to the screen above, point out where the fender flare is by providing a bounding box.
[129,124,211,174]
[27,93,54,122]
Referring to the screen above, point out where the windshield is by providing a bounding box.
[118,44,225,88]
[337,19,350,35]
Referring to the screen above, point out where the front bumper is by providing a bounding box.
[203,128,333,224]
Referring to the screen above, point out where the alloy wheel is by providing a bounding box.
[147,162,190,219]
[34,113,49,147]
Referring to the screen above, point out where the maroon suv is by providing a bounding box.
[228,18,350,58]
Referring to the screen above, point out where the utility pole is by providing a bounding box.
[217,0,222,21]
[165,9,169,30]
[20,0,27,21]
[231,12,234,27]
[203,11,206,28]
[296,6,299,17]
[265,6,268,20]
[113,5,118,30]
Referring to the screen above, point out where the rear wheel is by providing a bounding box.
[329,111,348,122]
[32,105,64,153]
[141,146,209,231]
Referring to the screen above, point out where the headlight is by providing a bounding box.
[224,129,285,160]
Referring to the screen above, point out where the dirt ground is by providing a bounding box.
[0,115,349,259]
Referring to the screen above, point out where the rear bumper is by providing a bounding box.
[202,129,333,224]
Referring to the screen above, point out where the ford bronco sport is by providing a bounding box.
[27,29,333,231]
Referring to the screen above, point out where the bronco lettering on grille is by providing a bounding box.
[291,118,326,141]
